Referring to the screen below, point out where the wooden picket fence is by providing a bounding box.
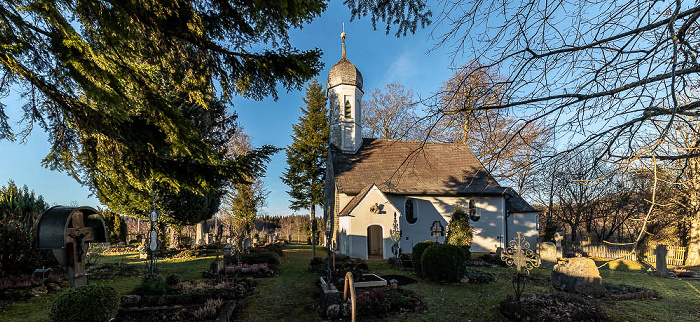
[641,246,687,266]
[577,244,686,267]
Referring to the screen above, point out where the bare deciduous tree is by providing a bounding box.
[362,83,425,140]
[429,62,550,193]
[429,1,700,161]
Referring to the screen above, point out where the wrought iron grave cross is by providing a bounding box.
[389,212,402,258]
[501,232,540,301]
[430,221,444,243]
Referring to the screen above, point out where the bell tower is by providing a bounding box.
[327,26,363,154]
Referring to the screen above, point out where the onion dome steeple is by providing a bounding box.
[327,26,363,91]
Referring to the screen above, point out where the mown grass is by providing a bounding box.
[245,247,700,321]
[235,245,326,321]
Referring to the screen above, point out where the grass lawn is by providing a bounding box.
[4,246,700,321]
[238,247,700,321]
[235,245,326,321]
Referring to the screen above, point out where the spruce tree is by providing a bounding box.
[282,79,328,257]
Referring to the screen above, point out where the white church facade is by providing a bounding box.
[323,32,539,260]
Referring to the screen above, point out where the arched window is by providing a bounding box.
[405,199,417,224]
[468,199,480,222]
[344,95,352,118]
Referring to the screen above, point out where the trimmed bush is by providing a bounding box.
[49,284,119,322]
[421,243,466,283]
[412,241,433,276]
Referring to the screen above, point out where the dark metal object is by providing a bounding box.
[389,212,402,259]
[430,221,445,243]
[37,206,107,287]
[146,207,159,279]
[500,232,540,301]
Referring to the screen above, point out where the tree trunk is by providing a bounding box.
[686,213,700,266]
[687,158,700,266]
[311,205,316,258]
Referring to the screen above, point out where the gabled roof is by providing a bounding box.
[338,184,374,217]
[338,183,400,217]
[503,187,539,213]
[330,138,504,196]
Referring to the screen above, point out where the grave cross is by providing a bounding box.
[501,232,540,275]
[501,232,540,301]
[389,212,402,258]
[65,211,96,287]
[430,221,445,243]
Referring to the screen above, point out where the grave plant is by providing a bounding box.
[49,284,120,322]
[420,243,467,283]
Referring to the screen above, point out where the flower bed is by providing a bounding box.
[116,278,256,321]
[0,274,66,301]
[499,292,611,321]
[224,263,276,278]
[324,287,425,319]
[672,268,695,277]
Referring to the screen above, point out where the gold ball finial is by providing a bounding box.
[341,23,347,58]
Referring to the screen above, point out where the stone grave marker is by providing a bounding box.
[37,206,107,287]
[655,245,668,277]
[538,242,558,269]
[554,232,564,255]
[551,257,604,296]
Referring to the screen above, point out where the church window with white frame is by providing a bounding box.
[405,199,417,224]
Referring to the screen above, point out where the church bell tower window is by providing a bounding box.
[344,95,352,118]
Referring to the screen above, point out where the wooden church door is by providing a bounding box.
[367,225,383,258]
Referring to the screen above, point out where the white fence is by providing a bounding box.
[576,244,686,267]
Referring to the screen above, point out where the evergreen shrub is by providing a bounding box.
[49,284,119,322]
[421,243,466,283]
[411,241,433,276]
[446,208,473,260]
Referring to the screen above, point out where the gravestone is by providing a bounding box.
[538,242,558,268]
[554,232,564,255]
[196,222,206,245]
[655,245,668,277]
[551,257,604,296]
[36,206,107,287]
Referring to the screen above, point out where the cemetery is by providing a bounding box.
[2,1,700,322]
[4,212,700,321]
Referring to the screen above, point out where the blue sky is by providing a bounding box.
[0,2,461,216]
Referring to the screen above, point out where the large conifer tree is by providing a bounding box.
[282,79,328,257]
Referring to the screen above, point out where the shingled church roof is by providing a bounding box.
[330,138,505,196]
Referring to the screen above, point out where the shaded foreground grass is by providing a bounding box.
[236,245,326,321]
[245,247,700,321]
[4,246,700,321]
[0,252,215,322]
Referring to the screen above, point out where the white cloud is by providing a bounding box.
[385,51,418,85]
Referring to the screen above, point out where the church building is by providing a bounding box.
[323,31,539,259]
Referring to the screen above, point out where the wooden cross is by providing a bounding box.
[65,211,96,287]
[500,232,540,275]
